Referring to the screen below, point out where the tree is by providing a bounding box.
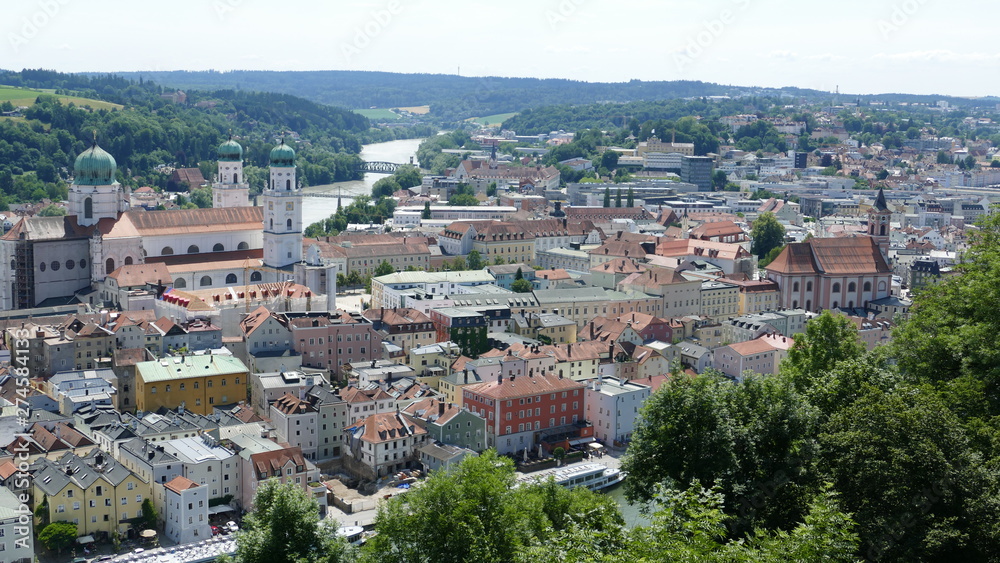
[615,188,622,207]
[361,451,621,563]
[514,267,524,280]
[486,181,497,197]
[421,201,432,219]
[552,446,566,466]
[493,255,505,266]
[626,186,634,207]
[600,150,619,170]
[937,150,952,164]
[374,260,395,277]
[38,521,77,553]
[892,210,1000,407]
[758,244,785,267]
[782,311,866,395]
[603,187,611,208]
[235,480,352,563]
[512,278,534,293]
[467,250,484,270]
[712,169,729,191]
[449,193,479,206]
[750,211,786,260]
[141,498,158,530]
[37,203,66,216]
[820,386,1000,561]
[623,373,820,535]
[34,494,49,528]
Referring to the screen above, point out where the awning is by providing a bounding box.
[77,535,95,544]
[140,529,157,538]
[209,505,236,515]
[588,442,605,450]
[568,437,596,446]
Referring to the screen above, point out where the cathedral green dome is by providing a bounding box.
[269,140,296,167]
[218,137,243,161]
[74,143,117,185]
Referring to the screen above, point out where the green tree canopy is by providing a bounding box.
[235,480,352,563]
[373,260,395,277]
[750,211,786,260]
[39,521,77,553]
[37,203,66,216]
[512,278,533,293]
[466,250,484,270]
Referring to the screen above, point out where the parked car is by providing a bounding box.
[211,525,220,536]
[96,557,114,562]
[226,520,239,533]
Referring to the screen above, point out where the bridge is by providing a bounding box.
[358,161,403,174]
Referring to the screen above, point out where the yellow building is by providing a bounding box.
[33,450,151,539]
[136,355,249,415]
[472,222,536,265]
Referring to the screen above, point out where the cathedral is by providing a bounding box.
[0,136,320,310]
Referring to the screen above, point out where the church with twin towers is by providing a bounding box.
[0,135,338,311]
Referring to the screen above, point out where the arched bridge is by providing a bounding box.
[358,161,403,173]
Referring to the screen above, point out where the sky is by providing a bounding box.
[4,0,997,98]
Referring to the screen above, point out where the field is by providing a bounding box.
[354,108,400,121]
[469,112,517,126]
[396,105,430,115]
[0,86,123,111]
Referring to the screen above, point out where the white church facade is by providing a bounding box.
[0,136,321,311]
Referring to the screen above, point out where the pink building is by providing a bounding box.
[282,311,382,376]
[713,334,794,381]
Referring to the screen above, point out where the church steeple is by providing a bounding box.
[213,134,250,208]
[262,139,302,269]
[868,187,891,263]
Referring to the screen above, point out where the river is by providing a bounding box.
[301,137,425,227]
[604,481,652,528]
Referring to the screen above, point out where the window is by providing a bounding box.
[162,246,174,255]
[226,273,238,284]
[832,282,841,293]
[188,245,200,254]
[792,281,799,292]
[174,278,187,289]
[213,243,225,252]
[864,281,872,292]
[84,196,93,219]
[121,498,128,505]
[806,281,813,291]
[200,275,212,286]
[250,271,262,282]
[848,282,857,292]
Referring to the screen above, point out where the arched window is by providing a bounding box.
[864,281,872,292]
[878,281,887,292]
[84,197,93,220]
[806,281,812,292]
[805,300,812,311]
[832,282,841,293]
[832,301,839,309]
[286,218,292,230]
[237,241,249,250]
[848,300,854,308]
[213,243,224,252]
[162,246,174,256]
[880,225,887,236]
[848,282,856,292]
[188,245,199,254]
[200,276,212,287]
[792,300,798,309]
[233,173,238,183]
[269,219,273,230]
[225,273,238,284]
[124,256,134,266]
[250,272,262,282]
[105,258,115,274]
[174,278,186,289]
[792,281,800,292]
[286,179,291,190]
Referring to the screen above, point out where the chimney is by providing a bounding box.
[438,402,445,417]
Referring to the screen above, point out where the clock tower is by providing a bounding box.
[262,140,303,269]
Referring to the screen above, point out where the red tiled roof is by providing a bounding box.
[766,237,890,275]
[164,476,200,494]
[107,263,173,287]
[464,372,584,399]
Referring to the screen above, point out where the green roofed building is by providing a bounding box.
[136,354,249,415]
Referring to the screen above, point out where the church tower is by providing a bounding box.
[262,140,303,269]
[212,136,250,208]
[868,187,891,263]
[68,137,129,226]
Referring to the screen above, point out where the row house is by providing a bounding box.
[283,311,382,375]
[343,412,428,480]
[362,307,436,354]
[463,372,586,455]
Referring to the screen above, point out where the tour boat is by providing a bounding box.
[518,463,625,491]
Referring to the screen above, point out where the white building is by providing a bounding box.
[212,137,251,208]
[162,476,211,545]
[262,140,303,269]
[0,487,33,563]
[583,377,651,445]
[270,393,320,461]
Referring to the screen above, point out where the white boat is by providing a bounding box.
[518,463,625,491]
[336,525,366,546]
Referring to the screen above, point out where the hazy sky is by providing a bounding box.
[5,0,996,97]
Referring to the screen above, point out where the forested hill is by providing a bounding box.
[94,70,785,121]
[99,69,996,123]
[0,69,414,207]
